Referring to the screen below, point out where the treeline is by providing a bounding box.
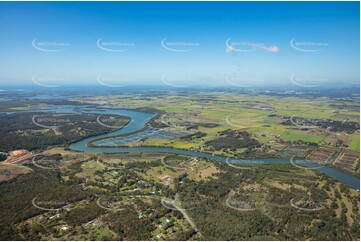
[281,116,359,134]
[206,129,260,151]
[0,153,7,161]
[180,132,207,141]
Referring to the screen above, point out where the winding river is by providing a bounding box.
[15,105,361,190]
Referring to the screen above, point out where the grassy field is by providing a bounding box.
[349,134,360,152]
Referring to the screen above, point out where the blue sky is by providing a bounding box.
[0,1,359,87]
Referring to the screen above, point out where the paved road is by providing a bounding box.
[161,196,203,238]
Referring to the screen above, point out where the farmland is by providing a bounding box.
[72,91,360,174]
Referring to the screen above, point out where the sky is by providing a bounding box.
[0,1,359,88]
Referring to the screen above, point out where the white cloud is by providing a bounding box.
[250,43,279,53]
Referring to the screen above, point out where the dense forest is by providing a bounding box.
[176,163,360,240]
[0,167,91,240]
[0,113,130,152]
[206,129,260,151]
